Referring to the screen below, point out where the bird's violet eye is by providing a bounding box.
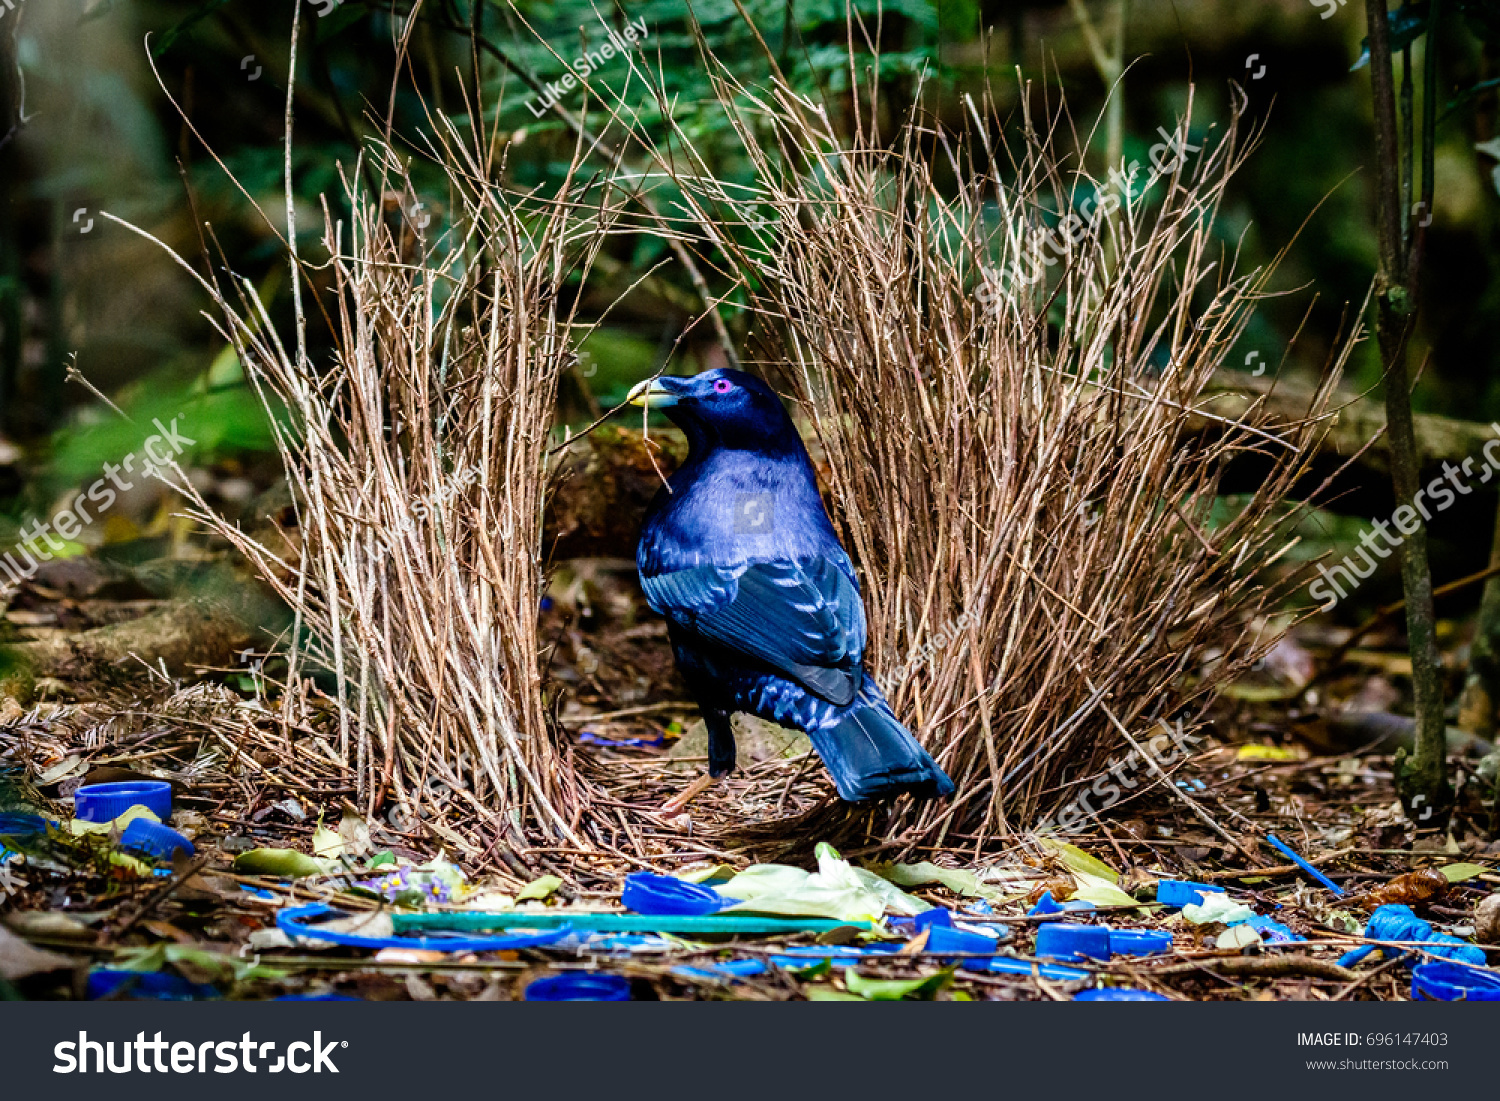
[713,378,734,394]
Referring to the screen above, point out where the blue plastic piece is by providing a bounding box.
[0,812,54,837]
[1028,891,1063,917]
[986,956,1091,981]
[1154,880,1223,908]
[525,974,631,1001]
[926,925,1001,959]
[1337,904,1485,968]
[1239,915,1302,944]
[0,813,54,866]
[1411,962,1500,1001]
[88,969,217,1001]
[1028,892,1097,921]
[621,872,735,916]
[1074,988,1171,1001]
[278,902,571,952]
[673,959,770,981]
[769,945,901,970]
[914,907,953,931]
[1108,929,1174,957]
[1265,833,1345,896]
[74,781,172,823]
[119,819,194,862]
[1036,923,1112,962]
[240,885,278,901]
[579,731,666,749]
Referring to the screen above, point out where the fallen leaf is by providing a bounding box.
[1039,839,1119,884]
[0,924,74,980]
[375,948,449,964]
[1236,744,1303,761]
[1439,863,1489,883]
[232,848,329,878]
[311,822,345,860]
[38,755,83,786]
[1070,871,1139,909]
[842,966,953,1001]
[516,875,562,902]
[870,860,996,899]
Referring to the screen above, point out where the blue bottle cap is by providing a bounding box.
[1107,929,1173,957]
[74,781,172,823]
[88,969,218,1001]
[925,925,999,958]
[621,872,730,916]
[525,974,632,1001]
[1411,962,1500,1001]
[1154,880,1223,908]
[119,819,195,862]
[1036,922,1112,962]
[914,907,953,931]
[1074,988,1171,1001]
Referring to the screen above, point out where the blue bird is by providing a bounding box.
[626,368,955,813]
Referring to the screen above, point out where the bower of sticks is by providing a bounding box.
[0,51,1357,900]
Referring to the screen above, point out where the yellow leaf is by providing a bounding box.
[1040,838,1118,883]
[311,822,344,860]
[517,874,562,902]
[1439,863,1490,882]
[1236,744,1302,761]
[1070,872,1139,909]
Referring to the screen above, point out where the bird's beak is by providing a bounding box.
[626,377,681,408]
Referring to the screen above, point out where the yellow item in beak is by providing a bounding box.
[626,378,679,408]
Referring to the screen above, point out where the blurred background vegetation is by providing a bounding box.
[1,0,1498,620]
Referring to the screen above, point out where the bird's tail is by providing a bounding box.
[805,682,954,803]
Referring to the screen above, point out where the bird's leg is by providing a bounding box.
[661,708,735,815]
[661,772,718,816]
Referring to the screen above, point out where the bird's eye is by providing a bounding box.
[712,379,734,394]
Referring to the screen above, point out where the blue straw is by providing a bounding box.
[1266,833,1345,896]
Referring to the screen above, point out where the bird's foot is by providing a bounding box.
[661,773,718,816]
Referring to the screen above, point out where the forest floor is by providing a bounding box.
[2,515,1499,1002]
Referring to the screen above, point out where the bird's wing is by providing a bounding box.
[642,557,865,706]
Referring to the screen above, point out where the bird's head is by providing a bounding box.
[625,369,800,454]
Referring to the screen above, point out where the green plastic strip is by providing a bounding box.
[392,911,872,935]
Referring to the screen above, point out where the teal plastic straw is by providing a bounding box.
[393,911,872,935]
